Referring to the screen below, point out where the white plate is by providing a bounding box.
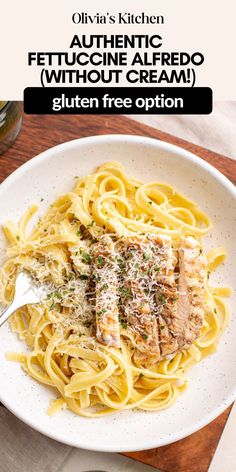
[0,135,236,452]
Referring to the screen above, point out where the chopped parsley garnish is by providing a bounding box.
[87,220,94,228]
[120,318,127,329]
[102,284,109,290]
[97,308,106,317]
[158,294,166,305]
[68,272,75,280]
[143,253,151,261]
[82,252,91,263]
[97,256,104,266]
[79,274,89,280]
[120,287,132,298]
[141,333,148,340]
[76,230,82,237]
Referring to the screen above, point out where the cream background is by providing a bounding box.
[0,0,235,99]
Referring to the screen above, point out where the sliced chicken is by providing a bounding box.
[93,235,120,348]
[120,236,161,364]
[150,235,179,357]
[177,236,206,349]
[91,233,206,360]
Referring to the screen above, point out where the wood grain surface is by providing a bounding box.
[1,113,235,472]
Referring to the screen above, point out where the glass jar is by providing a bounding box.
[0,101,22,155]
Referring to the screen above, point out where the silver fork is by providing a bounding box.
[0,271,51,327]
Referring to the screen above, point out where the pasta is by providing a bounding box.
[0,161,231,417]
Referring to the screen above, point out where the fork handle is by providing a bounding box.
[0,300,22,327]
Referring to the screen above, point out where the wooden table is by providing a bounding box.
[1,113,236,472]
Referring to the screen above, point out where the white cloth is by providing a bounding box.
[130,101,236,160]
[0,407,156,472]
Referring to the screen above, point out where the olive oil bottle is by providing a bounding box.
[0,101,22,154]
